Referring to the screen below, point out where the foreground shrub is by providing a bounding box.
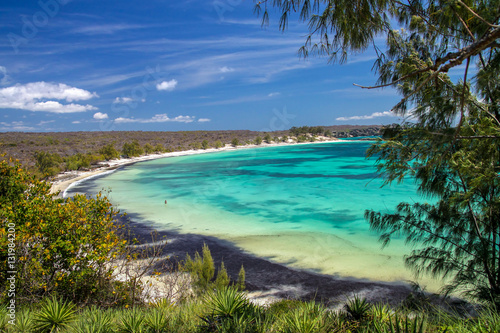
[182,243,240,295]
[370,313,427,333]
[345,295,372,321]
[204,287,250,318]
[0,159,128,306]
[69,306,114,333]
[116,308,146,333]
[278,301,331,333]
[0,305,8,331]
[145,308,170,333]
[11,309,34,332]
[200,287,266,332]
[9,295,500,333]
[32,296,76,333]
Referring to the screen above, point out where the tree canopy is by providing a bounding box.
[256,0,500,305]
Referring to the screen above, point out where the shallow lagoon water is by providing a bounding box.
[70,141,436,286]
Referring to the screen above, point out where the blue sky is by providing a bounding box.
[0,0,403,132]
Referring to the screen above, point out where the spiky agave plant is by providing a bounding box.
[281,301,329,333]
[369,303,392,323]
[145,308,170,333]
[116,308,146,333]
[32,296,76,333]
[12,310,34,333]
[385,313,427,333]
[204,286,250,318]
[472,306,500,333]
[200,287,255,331]
[71,307,114,333]
[0,305,9,331]
[150,297,172,309]
[345,296,372,321]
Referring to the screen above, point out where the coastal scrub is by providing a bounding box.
[0,158,128,306]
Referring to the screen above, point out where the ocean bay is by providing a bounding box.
[69,141,435,286]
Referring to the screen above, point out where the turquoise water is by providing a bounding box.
[70,142,434,286]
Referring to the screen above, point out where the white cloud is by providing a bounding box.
[115,113,195,123]
[0,82,98,113]
[268,92,280,97]
[219,18,261,26]
[0,66,11,86]
[0,121,35,131]
[72,23,146,35]
[194,94,271,107]
[198,118,211,122]
[37,120,55,126]
[156,79,178,91]
[72,120,81,124]
[93,112,109,120]
[336,111,395,121]
[113,97,133,104]
[219,66,234,73]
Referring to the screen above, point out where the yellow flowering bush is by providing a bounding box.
[0,158,129,306]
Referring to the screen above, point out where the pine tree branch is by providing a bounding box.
[378,211,476,259]
[438,27,500,72]
[456,0,500,28]
[354,27,500,90]
[457,170,497,290]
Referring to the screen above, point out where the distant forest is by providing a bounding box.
[0,125,380,176]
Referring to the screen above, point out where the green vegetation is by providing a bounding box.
[231,138,239,147]
[143,143,155,154]
[254,136,263,145]
[181,243,235,294]
[154,143,165,153]
[289,126,325,137]
[236,265,245,291]
[99,143,120,161]
[6,293,500,332]
[32,296,76,332]
[296,135,309,143]
[0,159,131,306]
[264,133,272,143]
[122,140,144,158]
[262,0,500,307]
[189,142,202,150]
[64,153,101,171]
[201,139,210,150]
[34,151,63,177]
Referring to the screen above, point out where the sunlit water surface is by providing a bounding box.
[69,141,437,287]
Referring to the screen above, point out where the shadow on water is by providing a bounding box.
[117,210,417,306]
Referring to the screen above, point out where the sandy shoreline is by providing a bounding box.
[50,138,342,197]
[123,214,417,307]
